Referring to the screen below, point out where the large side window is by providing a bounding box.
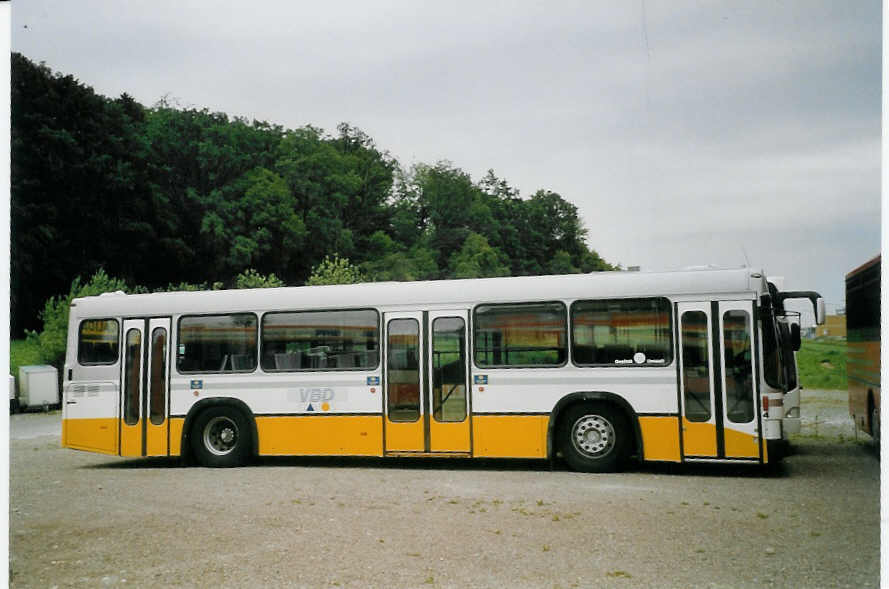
[474,302,567,367]
[572,298,672,366]
[177,314,257,373]
[78,319,120,365]
[261,309,379,371]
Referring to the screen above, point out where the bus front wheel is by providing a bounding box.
[560,403,628,473]
[190,406,251,467]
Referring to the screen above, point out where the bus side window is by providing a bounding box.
[177,314,258,373]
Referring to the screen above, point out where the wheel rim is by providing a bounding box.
[203,416,239,456]
[570,414,615,458]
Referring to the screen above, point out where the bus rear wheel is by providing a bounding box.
[560,403,628,473]
[191,406,251,467]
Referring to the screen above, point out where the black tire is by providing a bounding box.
[871,404,880,455]
[190,406,252,467]
[559,403,630,473]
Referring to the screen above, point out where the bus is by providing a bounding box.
[61,266,824,471]
[846,255,880,445]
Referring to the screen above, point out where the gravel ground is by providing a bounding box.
[9,390,880,588]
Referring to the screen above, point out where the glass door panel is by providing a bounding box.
[719,303,760,458]
[678,303,717,457]
[429,311,470,452]
[120,319,145,457]
[145,318,171,456]
[384,313,424,452]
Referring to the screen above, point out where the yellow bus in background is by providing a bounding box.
[846,256,880,445]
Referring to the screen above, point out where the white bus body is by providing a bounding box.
[61,267,822,471]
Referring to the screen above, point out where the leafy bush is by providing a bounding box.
[306,255,365,286]
[235,269,285,289]
[38,269,130,369]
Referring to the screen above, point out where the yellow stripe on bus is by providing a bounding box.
[384,418,424,452]
[256,415,383,456]
[682,418,718,456]
[429,419,471,453]
[61,418,118,455]
[169,417,185,456]
[723,427,759,459]
[472,414,548,458]
[638,416,681,462]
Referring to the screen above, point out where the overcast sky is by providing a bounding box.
[10,1,881,321]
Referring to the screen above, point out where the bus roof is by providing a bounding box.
[71,267,764,318]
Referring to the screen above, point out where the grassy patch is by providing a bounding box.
[797,338,847,390]
[10,338,45,378]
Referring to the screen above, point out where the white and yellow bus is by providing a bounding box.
[61,267,824,471]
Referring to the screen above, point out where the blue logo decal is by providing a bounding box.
[190,380,203,389]
[367,376,380,386]
[474,375,488,385]
[306,403,315,412]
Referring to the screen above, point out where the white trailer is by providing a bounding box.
[18,365,59,411]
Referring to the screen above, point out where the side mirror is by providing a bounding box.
[791,323,801,351]
[815,297,826,325]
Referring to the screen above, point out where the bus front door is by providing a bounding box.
[120,318,171,457]
[678,301,761,461]
[384,310,471,454]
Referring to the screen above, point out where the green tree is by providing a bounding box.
[549,250,579,275]
[11,54,153,334]
[200,167,306,278]
[306,255,366,285]
[448,233,510,279]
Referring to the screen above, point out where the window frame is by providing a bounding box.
[472,300,569,369]
[176,312,259,375]
[569,296,674,368]
[259,307,381,373]
[77,318,121,366]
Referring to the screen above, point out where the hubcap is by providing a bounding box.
[571,414,615,458]
[203,416,238,456]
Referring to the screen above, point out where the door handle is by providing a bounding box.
[66,401,77,405]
